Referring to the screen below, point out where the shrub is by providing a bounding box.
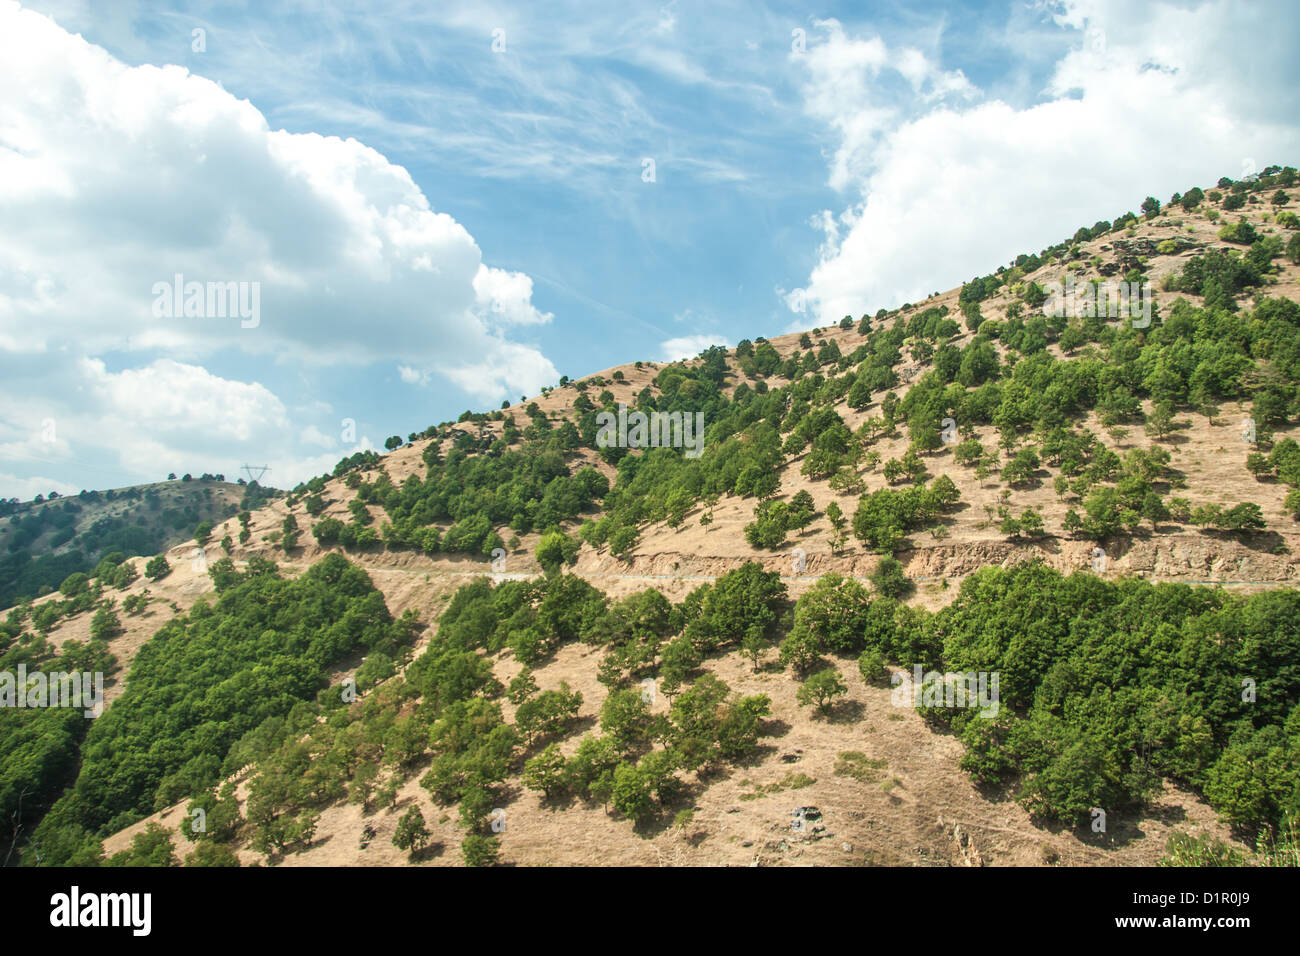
[870,555,913,598]
[796,668,848,716]
[858,648,888,684]
[535,531,580,573]
[462,833,499,867]
[1218,219,1258,244]
[392,807,430,856]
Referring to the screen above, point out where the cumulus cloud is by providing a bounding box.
[797,18,975,193]
[0,473,79,501]
[0,1,560,494]
[0,350,305,492]
[0,2,556,377]
[442,340,562,404]
[299,425,338,450]
[660,334,729,362]
[789,1,1300,324]
[473,265,554,327]
[69,357,291,479]
[268,443,377,490]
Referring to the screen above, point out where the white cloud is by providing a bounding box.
[0,472,79,501]
[0,1,564,495]
[76,357,292,476]
[473,264,554,327]
[0,0,556,379]
[266,443,375,491]
[660,334,728,362]
[441,340,561,404]
[789,1,1300,324]
[300,425,337,450]
[0,354,297,497]
[398,365,429,385]
[796,18,975,193]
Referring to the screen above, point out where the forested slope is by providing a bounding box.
[6,165,1300,867]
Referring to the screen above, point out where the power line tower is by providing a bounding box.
[241,464,270,485]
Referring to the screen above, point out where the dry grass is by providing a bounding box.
[93,193,1299,866]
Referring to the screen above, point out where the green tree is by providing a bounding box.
[796,668,848,716]
[1145,401,1178,441]
[788,490,817,534]
[1141,491,1169,532]
[522,743,569,799]
[350,762,379,812]
[392,806,430,857]
[600,689,657,755]
[565,735,621,805]
[145,554,171,580]
[1246,452,1272,479]
[664,488,694,528]
[507,667,538,704]
[535,531,580,574]
[89,606,122,642]
[59,572,89,597]
[610,762,656,824]
[858,648,887,685]
[1002,447,1040,487]
[825,500,848,552]
[107,823,176,867]
[1018,507,1045,537]
[1081,486,1124,538]
[659,636,701,695]
[610,526,640,560]
[184,842,240,867]
[462,833,499,867]
[870,555,912,598]
[516,684,583,746]
[281,513,299,551]
[716,694,771,762]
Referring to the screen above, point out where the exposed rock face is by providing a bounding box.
[901,535,1298,585]
[587,534,1299,597]
[1107,236,1203,275]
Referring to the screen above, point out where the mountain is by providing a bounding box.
[7,166,1300,868]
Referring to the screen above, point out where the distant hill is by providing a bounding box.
[0,478,275,607]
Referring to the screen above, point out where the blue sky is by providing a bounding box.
[1,0,1298,495]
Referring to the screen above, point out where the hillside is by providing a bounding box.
[7,166,1300,869]
[0,477,265,608]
